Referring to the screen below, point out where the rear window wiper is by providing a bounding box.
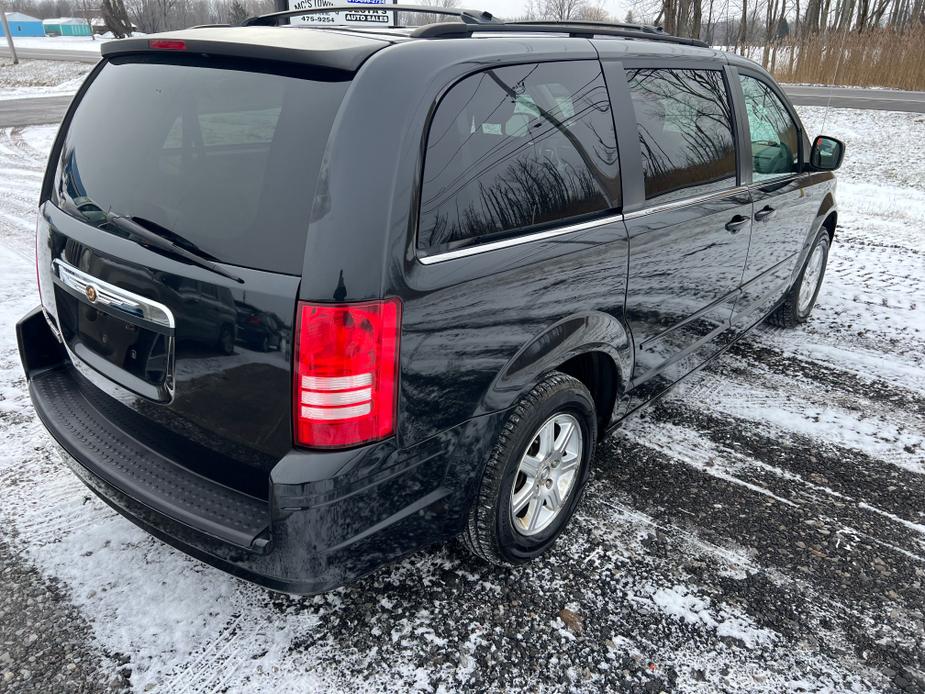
[105,214,245,285]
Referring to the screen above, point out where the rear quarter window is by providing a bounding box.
[52,55,350,275]
[417,60,621,252]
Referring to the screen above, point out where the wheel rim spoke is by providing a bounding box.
[553,419,575,453]
[519,452,542,478]
[512,483,534,515]
[537,422,555,457]
[547,481,563,509]
[525,498,543,532]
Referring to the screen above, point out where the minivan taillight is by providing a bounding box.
[294,299,401,449]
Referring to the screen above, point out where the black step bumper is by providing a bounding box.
[18,306,499,594]
[30,366,272,552]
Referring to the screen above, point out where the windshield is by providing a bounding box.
[52,55,349,275]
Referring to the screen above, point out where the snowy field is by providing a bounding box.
[0,106,923,693]
[0,35,107,53]
[0,60,94,100]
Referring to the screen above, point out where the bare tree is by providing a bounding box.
[736,0,747,51]
[576,2,609,20]
[542,0,587,21]
[101,0,134,36]
[228,0,247,23]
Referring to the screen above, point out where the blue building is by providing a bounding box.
[1,12,47,37]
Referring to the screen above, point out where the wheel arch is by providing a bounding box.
[790,192,837,289]
[815,192,838,242]
[821,208,837,240]
[486,310,632,437]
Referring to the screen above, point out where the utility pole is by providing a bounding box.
[1,6,19,65]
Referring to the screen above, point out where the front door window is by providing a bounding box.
[739,75,800,181]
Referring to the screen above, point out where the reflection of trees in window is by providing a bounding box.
[428,156,601,246]
[627,68,737,200]
[419,62,619,249]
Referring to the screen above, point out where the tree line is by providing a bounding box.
[514,0,924,88]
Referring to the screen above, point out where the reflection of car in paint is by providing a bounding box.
[235,301,283,352]
[163,277,238,355]
[18,9,844,595]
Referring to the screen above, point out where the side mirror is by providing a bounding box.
[810,135,845,171]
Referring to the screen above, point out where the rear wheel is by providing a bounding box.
[768,229,830,328]
[462,372,596,566]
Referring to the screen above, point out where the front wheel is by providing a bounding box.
[462,372,597,566]
[768,229,830,328]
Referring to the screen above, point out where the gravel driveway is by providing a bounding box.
[0,106,922,693]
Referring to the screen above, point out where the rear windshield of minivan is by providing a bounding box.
[51,55,349,275]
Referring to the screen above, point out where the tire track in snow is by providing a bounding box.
[668,347,924,476]
[596,428,923,685]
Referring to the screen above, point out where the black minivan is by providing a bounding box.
[17,8,845,594]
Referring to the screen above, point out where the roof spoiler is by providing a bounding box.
[99,25,390,71]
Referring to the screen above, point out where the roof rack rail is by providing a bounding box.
[238,5,708,48]
[241,5,501,27]
[411,21,709,47]
[514,19,665,34]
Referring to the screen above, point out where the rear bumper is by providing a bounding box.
[18,306,500,594]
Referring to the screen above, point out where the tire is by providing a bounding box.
[462,372,597,567]
[218,325,235,355]
[767,229,830,328]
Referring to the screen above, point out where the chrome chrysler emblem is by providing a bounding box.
[85,285,98,303]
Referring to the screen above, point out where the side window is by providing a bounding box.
[626,68,737,202]
[418,61,620,250]
[739,75,800,180]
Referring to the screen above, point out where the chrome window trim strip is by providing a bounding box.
[54,259,176,329]
[623,185,750,220]
[417,212,625,265]
[417,184,754,265]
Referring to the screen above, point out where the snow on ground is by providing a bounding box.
[0,60,93,100]
[0,35,107,53]
[0,107,923,692]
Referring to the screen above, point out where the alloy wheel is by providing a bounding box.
[798,243,826,314]
[510,413,584,536]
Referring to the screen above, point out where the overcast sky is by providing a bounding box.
[395,0,635,21]
[480,0,632,20]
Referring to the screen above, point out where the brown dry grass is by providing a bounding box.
[770,27,925,91]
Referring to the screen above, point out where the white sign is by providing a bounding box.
[287,0,396,28]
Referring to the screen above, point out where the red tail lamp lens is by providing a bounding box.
[294,299,401,449]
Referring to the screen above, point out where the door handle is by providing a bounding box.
[755,205,776,221]
[725,215,749,233]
